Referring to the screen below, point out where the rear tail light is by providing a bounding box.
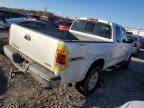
[56,50,66,65]
[132,43,137,47]
[54,43,69,72]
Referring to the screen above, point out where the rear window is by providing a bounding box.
[71,20,112,39]
[84,21,95,32]
[71,20,86,31]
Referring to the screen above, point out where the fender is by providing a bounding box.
[80,55,106,81]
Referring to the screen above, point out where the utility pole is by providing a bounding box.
[44,0,47,12]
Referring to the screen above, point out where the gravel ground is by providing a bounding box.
[0,37,144,107]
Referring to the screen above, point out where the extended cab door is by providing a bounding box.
[120,27,130,60]
[112,25,124,64]
[115,25,130,62]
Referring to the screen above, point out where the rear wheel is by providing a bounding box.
[75,66,102,96]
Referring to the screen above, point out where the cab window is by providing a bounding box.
[84,21,111,39]
[121,27,128,43]
[115,26,121,42]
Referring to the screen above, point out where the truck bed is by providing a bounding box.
[18,21,105,42]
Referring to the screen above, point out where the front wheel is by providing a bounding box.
[75,66,102,96]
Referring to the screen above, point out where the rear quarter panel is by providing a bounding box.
[59,42,117,84]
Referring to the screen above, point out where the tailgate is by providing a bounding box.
[9,24,60,71]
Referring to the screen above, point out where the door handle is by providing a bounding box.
[24,34,31,41]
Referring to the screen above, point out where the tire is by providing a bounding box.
[121,56,131,69]
[75,65,102,96]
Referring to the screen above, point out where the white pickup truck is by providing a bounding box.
[4,18,132,95]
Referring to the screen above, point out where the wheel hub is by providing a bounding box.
[88,72,99,91]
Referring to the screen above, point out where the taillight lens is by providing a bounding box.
[132,43,137,47]
[54,43,69,72]
[56,50,66,65]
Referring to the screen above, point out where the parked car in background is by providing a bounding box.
[39,16,61,27]
[48,17,61,27]
[0,9,27,28]
[58,22,72,31]
[0,28,9,52]
[28,15,40,20]
[126,32,133,35]
[140,36,144,49]
[0,19,34,51]
[4,18,132,95]
[127,35,141,55]
[39,16,49,23]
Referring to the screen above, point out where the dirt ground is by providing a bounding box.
[0,49,144,108]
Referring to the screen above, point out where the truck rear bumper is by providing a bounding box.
[4,45,61,88]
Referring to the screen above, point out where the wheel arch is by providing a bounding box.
[81,58,105,81]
